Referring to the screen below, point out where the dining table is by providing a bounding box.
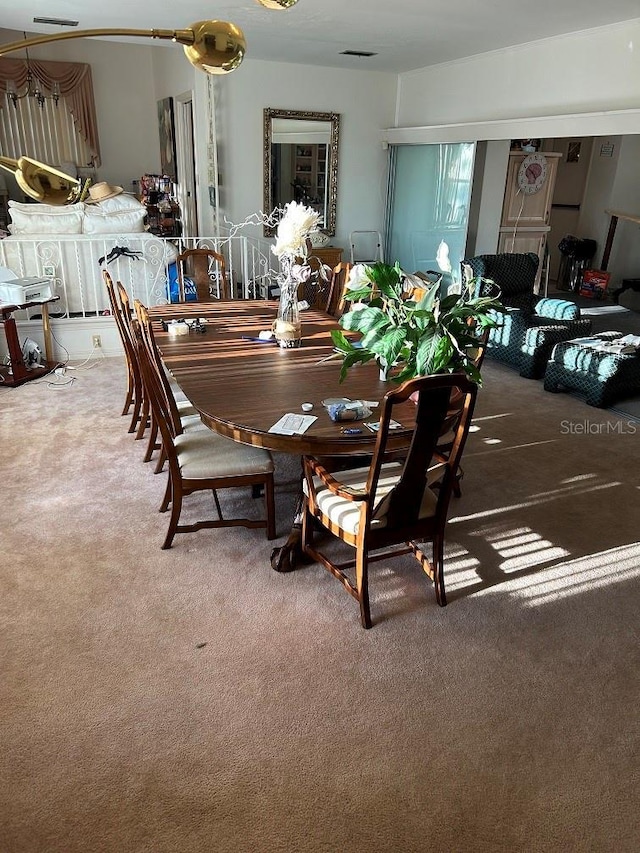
[149,299,416,570]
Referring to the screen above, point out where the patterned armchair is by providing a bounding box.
[463,252,592,379]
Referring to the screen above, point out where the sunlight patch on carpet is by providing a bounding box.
[505,542,640,605]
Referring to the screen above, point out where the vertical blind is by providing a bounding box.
[0,58,100,170]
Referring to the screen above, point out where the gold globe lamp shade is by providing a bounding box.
[181,21,246,75]
[0,156,81,205]
[256,0,299,9]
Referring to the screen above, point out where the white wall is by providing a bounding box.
[390,20,640,284]
[598,135,640,283]
[396,20,640,128]
[213,59,397,250]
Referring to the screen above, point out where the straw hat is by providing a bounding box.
[85,181,123,204]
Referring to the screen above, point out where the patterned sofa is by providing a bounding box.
[463,252,592,379]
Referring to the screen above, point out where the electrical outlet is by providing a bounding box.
[92,335,102,348]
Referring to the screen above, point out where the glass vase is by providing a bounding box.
[273,257,302,348]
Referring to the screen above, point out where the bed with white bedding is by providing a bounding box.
[0,196,177,317]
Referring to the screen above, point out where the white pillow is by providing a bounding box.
[91,194,145,213]
[8,205,84,235]
[83,208,146,235]
[8,200,86,215]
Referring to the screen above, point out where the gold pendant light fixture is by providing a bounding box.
[0,1,301,75]
[0,156,83,204]
[0,1,300,203]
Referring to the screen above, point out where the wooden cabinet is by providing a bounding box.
[501,152,561,228]
[497,229,547,258]
[498,151,562,290]
[311,246,343,271]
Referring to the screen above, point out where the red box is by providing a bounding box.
[579,269,611,299]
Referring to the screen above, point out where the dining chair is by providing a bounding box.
[134,305,277,548]
[103,270,146,436]
[324,261,353,317]
[175,248,229,302]
[134,300,203,473]
[301,373,478,628]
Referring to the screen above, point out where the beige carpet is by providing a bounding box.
[1,357,639,852]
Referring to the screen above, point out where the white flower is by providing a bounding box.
[272,201,321,259]
[346,263,371,290]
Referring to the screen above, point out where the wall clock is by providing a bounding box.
[517,153,548,195]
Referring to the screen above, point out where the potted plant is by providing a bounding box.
[330,261,504,384]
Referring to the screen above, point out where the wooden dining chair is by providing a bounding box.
[134,320,276,549]
[134,300,203,473]
[103,270,146,436]
[301,373,478,628]
[175,248,229,302]
[324,261,353,317]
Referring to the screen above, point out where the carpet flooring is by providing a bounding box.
[1,356,639,852]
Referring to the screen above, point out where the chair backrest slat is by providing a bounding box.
[325,262,353,317]
[134,300,186,437]
[175,248,228,302]
[367,374,478,530]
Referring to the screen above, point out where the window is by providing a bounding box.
[0,93,93,170]
[0,58,101,172]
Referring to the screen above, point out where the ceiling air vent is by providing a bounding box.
[33,17,79,27]
[340,50,377,57]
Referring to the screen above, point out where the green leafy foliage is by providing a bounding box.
[330,261,504,384]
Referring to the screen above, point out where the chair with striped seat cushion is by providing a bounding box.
[301,373,478,628]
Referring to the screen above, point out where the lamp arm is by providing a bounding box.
[0,28,195,58]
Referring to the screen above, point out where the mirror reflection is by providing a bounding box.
[263,108,339,237]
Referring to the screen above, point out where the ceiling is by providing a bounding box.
[0,0,638,75]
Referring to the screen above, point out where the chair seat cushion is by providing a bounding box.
[175,431,273,479]
[305,461,441,537]
[177,398,198,418]
[179,413,208,433]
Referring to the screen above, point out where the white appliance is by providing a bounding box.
[0,268,56,305]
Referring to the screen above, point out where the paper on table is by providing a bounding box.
[268,413,317,435]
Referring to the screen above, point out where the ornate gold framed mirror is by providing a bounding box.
[263,107,340,237]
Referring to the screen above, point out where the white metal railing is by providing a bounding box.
[0,230,280,323]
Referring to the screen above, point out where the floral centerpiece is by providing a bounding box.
[331,261,504,383]
[270,201,328,347]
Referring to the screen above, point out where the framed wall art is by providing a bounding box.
[157,97,177,180]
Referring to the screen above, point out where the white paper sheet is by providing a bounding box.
[268,413,318,436]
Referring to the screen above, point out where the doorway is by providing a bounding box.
[174,93,198,237]
[385,143,476,290]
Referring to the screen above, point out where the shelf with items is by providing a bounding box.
[137,173,181,238]
[290,143,328,223]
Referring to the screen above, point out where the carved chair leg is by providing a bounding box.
[121,362,135,416]
[162,484,182,550]
[355,547,372,629]
[154,446,167,474]
[143,416,158,463]
[135,396,150,440]
[159,474,172,513]
[433,534,447,607]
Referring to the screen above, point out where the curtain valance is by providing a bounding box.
[0,58,101,166]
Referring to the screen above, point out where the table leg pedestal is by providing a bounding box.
[270,495,305,572]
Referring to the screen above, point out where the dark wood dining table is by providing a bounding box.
[149,300,415,569]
